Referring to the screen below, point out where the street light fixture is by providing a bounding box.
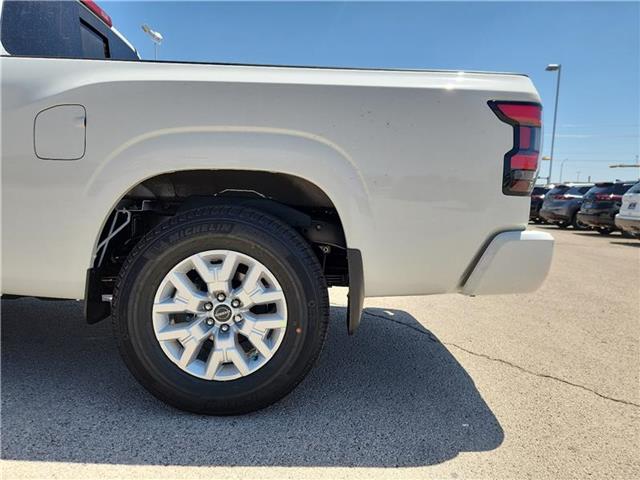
[141,24,163,60]
[610,156,640,180]
[545,63,562,183]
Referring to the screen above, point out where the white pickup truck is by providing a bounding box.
[1,0,553,414]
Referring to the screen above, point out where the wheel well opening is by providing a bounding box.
[86,170,349,323]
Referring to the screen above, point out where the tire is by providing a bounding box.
[112,205,329,415]
[571,213,586,230]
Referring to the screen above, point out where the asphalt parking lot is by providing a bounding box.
[1,226,638,479]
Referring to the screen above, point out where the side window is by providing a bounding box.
[79,19,109,59]
[613,183,633,195]
[77,5,138,60]
[579,187,591,194]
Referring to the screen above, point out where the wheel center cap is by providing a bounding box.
[212,304,233,323]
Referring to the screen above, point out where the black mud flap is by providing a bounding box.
[346,249,364,335]
[84,268,110,324]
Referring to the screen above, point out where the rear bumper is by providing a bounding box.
[615,214,640,234]
[461,230,554,296]
[539,207,571,223]
[577,212,615,229]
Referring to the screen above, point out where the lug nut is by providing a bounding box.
[216,293,226,302]
[206,318,215,326]
[204,302,213,311]
[231,299,241,308]
[220,324,230,332]
[233,314,243,323]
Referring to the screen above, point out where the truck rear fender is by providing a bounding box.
[85,128,371,330]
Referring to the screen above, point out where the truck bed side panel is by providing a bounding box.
[1,57,540,298]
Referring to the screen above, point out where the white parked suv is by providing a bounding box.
[615,182,640,236]
[0,0,554,414]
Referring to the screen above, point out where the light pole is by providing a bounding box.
[545,63,562,183]
[559,158,569,183]
[141,24,163,60]
[540,156,551,185]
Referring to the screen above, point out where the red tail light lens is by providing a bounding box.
[488,101,542,196]
[553,194,580,201]
[80,0,113,27]
[596,193,623,201]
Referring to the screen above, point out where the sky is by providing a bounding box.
[104,0,640,183]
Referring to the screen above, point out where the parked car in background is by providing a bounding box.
[539,183,593,229]
[530,185,551,223]
[577,182,637,235]
[614,182,640,237]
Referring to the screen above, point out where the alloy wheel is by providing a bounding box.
[152,250,288,381]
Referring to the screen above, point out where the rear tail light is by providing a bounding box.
[80,0,113,27]
[559,194,580,200]
[488,101,542,196]
[595,193,622,201]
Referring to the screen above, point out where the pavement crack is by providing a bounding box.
[365,311,440,342]
[364,310,640,408]
[443,342,640,408]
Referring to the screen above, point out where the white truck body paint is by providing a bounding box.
[1,55,552,299]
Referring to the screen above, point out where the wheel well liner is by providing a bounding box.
[86,169,363,332]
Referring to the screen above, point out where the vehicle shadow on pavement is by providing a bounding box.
[571,231,615,237]
[1,299,503,467]
[610,240,640,248]
[532,225,561,229]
